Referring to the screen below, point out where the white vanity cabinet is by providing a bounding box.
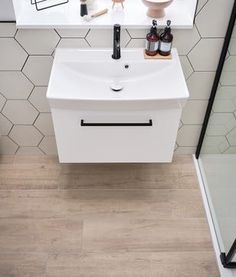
[50,104,182,163]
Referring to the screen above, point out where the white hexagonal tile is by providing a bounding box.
[22,56,53,86]
[220,56,236,86]
[2,100,39,125]
[16,147,45,156]
[0,114,12,135]
[177,125,202,147]
[9,126,43,147]
[187,72,215,100]
[34,113,54,136]
[195,0,234,38]
[0,38,28,70]
[179,56,193,79]
[206,113,236,136]
[172,26,200,55]
[217,86,236,100]
[0,136,18,154]
[126,39,145,48]
[226,127,236,146]
[0,72,33,99]
[229,38,236,55]
[201,136,229,154]
[181,100,208,124]
[0,94,6,111]
[0,23,16,37]
[188,38,224,71]
[175,147,196,154]
[213,99,235,113]
[86,29,130,48]
[56,29,89,38]
[15,29,60,55]
[126,29,148,39]
[29,87,50,112]
[224,147,236,154]
[39,136,58,155]
[57,38,90,49]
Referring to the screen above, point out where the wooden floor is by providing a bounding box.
[0,155,219,277]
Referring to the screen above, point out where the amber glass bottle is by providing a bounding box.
[159,20,173,56]
[145,20,159,56]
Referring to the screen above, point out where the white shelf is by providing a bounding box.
[12,0,197,29]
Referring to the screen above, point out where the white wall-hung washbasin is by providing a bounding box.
[47,48,189,163]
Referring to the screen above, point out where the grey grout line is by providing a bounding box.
[53,28,62,39]
[14,36,31,57]
[196,0,210,16]
[37,135,45,148]
[27,84,36,101]
[84,36,92,47]
[0,112,14,135]
[84,29,91,40]
[186,54,196,73]
[20,54,29,72]
[83,37,91,48]
[6,134,20,151]
[186,36,201,56]
[32,112,41,126]
[124,37,132,48]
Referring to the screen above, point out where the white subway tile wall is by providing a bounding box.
[0,0,235,155]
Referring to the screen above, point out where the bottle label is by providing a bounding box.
[159,42,172,52]
[146,40,159,52]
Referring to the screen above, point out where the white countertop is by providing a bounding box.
[12,0,197,29]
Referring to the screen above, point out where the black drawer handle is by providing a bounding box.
[81,119,153,127]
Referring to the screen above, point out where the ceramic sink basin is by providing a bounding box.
[47,48,189,103]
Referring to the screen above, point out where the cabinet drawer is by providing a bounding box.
[51,108,181,163]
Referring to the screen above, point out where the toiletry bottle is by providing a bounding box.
[159,20,173,56]
[80,0,88,17]
[145,20,159,56]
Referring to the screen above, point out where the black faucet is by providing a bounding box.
[112,24,121,60]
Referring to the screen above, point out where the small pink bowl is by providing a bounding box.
[142,0,173,18]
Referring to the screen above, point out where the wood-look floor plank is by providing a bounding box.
[0,189,205,219]
[83,214,212,253]
[0,218,83,254]
[0,252,47,277]
[46,251,219,277]
[0,155,198,190]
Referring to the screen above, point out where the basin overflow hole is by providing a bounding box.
[124,64,129,69]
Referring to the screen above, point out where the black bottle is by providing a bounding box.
[159,20,173,56]
[145,20,159,56]
[80,0,88,17]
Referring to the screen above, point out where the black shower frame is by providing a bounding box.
[196,0,236,159]
[195,0,236,269]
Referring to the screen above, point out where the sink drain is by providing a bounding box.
[110,81,123,92]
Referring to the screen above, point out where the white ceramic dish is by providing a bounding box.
[142,0,174,18]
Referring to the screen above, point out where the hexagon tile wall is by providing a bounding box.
[0,0,235,155]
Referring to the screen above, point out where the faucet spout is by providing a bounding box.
[112,24,121,60]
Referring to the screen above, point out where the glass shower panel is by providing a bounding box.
[199,22,236,258]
